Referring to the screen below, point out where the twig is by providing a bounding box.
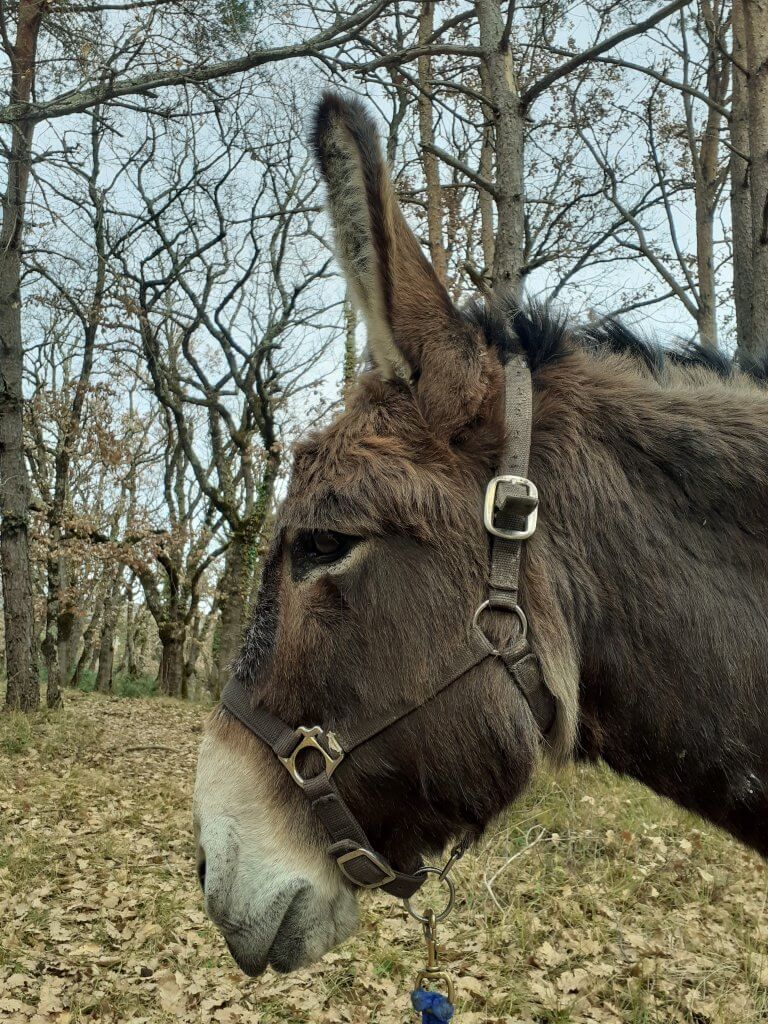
[483,825,547,911]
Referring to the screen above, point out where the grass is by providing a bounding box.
[0,692,766,1023]
[75,669,159,698]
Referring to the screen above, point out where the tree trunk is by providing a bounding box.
[732,0,755,356]
[343,294,357,400]
[73,597,103,687]
[694,206,717,349]
[214,528,251,699]
[132,607,150,677]
[744,0,768,357]
[476,0,526,297]
[42,554,60,707]
[158,622,185,698]
[213,448,277,698]
[47,110,103,705]
[95,581,120,693]
[0,1,46,712]
[87,630,101,673]
[95,621,115,693]
[418,1,447,285]
[57,600,79,688]
[478,61,496,288]
[124,590,139,677]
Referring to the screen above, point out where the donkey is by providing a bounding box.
[193,92,768,977]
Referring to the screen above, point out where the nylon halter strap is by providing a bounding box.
[220,353,555,899]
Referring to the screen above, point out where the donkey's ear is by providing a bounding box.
[312,92,489,434]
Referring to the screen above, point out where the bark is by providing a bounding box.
[744,0,768,356]
[214,527,252,700]
[0,0,46,711]
[478,61,496,286]
[212,451,278,699]
[87,639,100,674]
[417,1,447,285]
[58,597,80,686]
[158,622,186,699]
[44,108,104,707]
[185,615,204,696]
[73,598,103,687]
[95,581,120,693]
[41,566,59,706]
[343,295,358,400]
[57,558,79,687]
[132,609,151,676]
[124,594,139,678]
[731,0,754,356]
[690,1,727,349]
[693,110,719,349]
[476,0,526,297]
[42,551,61,707]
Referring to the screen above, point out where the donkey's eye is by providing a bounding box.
[291,530,358,571]
[313,531,343,557]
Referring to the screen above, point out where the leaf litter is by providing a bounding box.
[1,691,766,1023]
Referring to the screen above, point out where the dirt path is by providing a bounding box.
[1,692,766,1023]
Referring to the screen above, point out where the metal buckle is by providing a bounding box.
[278,725,343,788]
[483,475,538,540]
[336,847,397,889]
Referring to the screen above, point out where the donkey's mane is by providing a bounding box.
[464,299,768,385]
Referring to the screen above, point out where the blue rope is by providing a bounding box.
[411,988,454,1023]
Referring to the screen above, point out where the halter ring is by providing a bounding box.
[403,866,456,924]
[472,599,528,640]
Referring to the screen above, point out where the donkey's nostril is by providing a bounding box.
[197,856,207,892]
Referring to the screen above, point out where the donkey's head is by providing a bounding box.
[193,94,554,976]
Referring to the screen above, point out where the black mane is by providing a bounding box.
[463,298,768,384]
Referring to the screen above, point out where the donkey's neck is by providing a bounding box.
[532,352,768,854]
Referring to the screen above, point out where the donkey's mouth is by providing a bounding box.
[223,884,359,976]
[221,887,310,976]
[225,936,270,977]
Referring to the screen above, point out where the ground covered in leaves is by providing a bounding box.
[1,692,766,1024]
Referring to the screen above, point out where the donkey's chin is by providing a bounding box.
[222,885,360,977]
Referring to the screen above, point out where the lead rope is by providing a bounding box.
[404,836,471,1022]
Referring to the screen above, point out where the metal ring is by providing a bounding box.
[472,599,528,639]
[402,866,456,924]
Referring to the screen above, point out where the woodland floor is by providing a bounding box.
[1,693,767,1024]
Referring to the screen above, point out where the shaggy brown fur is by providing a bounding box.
[229,93,768,872]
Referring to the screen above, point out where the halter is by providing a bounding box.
[220,353,555,898]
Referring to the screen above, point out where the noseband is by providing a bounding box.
[220,354,555,898]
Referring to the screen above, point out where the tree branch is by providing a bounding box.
[422,142,500,198]
[522,0,694,107]
[0,1,390,124]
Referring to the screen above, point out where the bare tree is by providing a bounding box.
[0,0,44,709]
[731,0,754,354]
[111,96,339,695]
[0,0,387,710]
[739,0,768,355]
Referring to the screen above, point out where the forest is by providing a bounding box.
[0,0,764,710]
